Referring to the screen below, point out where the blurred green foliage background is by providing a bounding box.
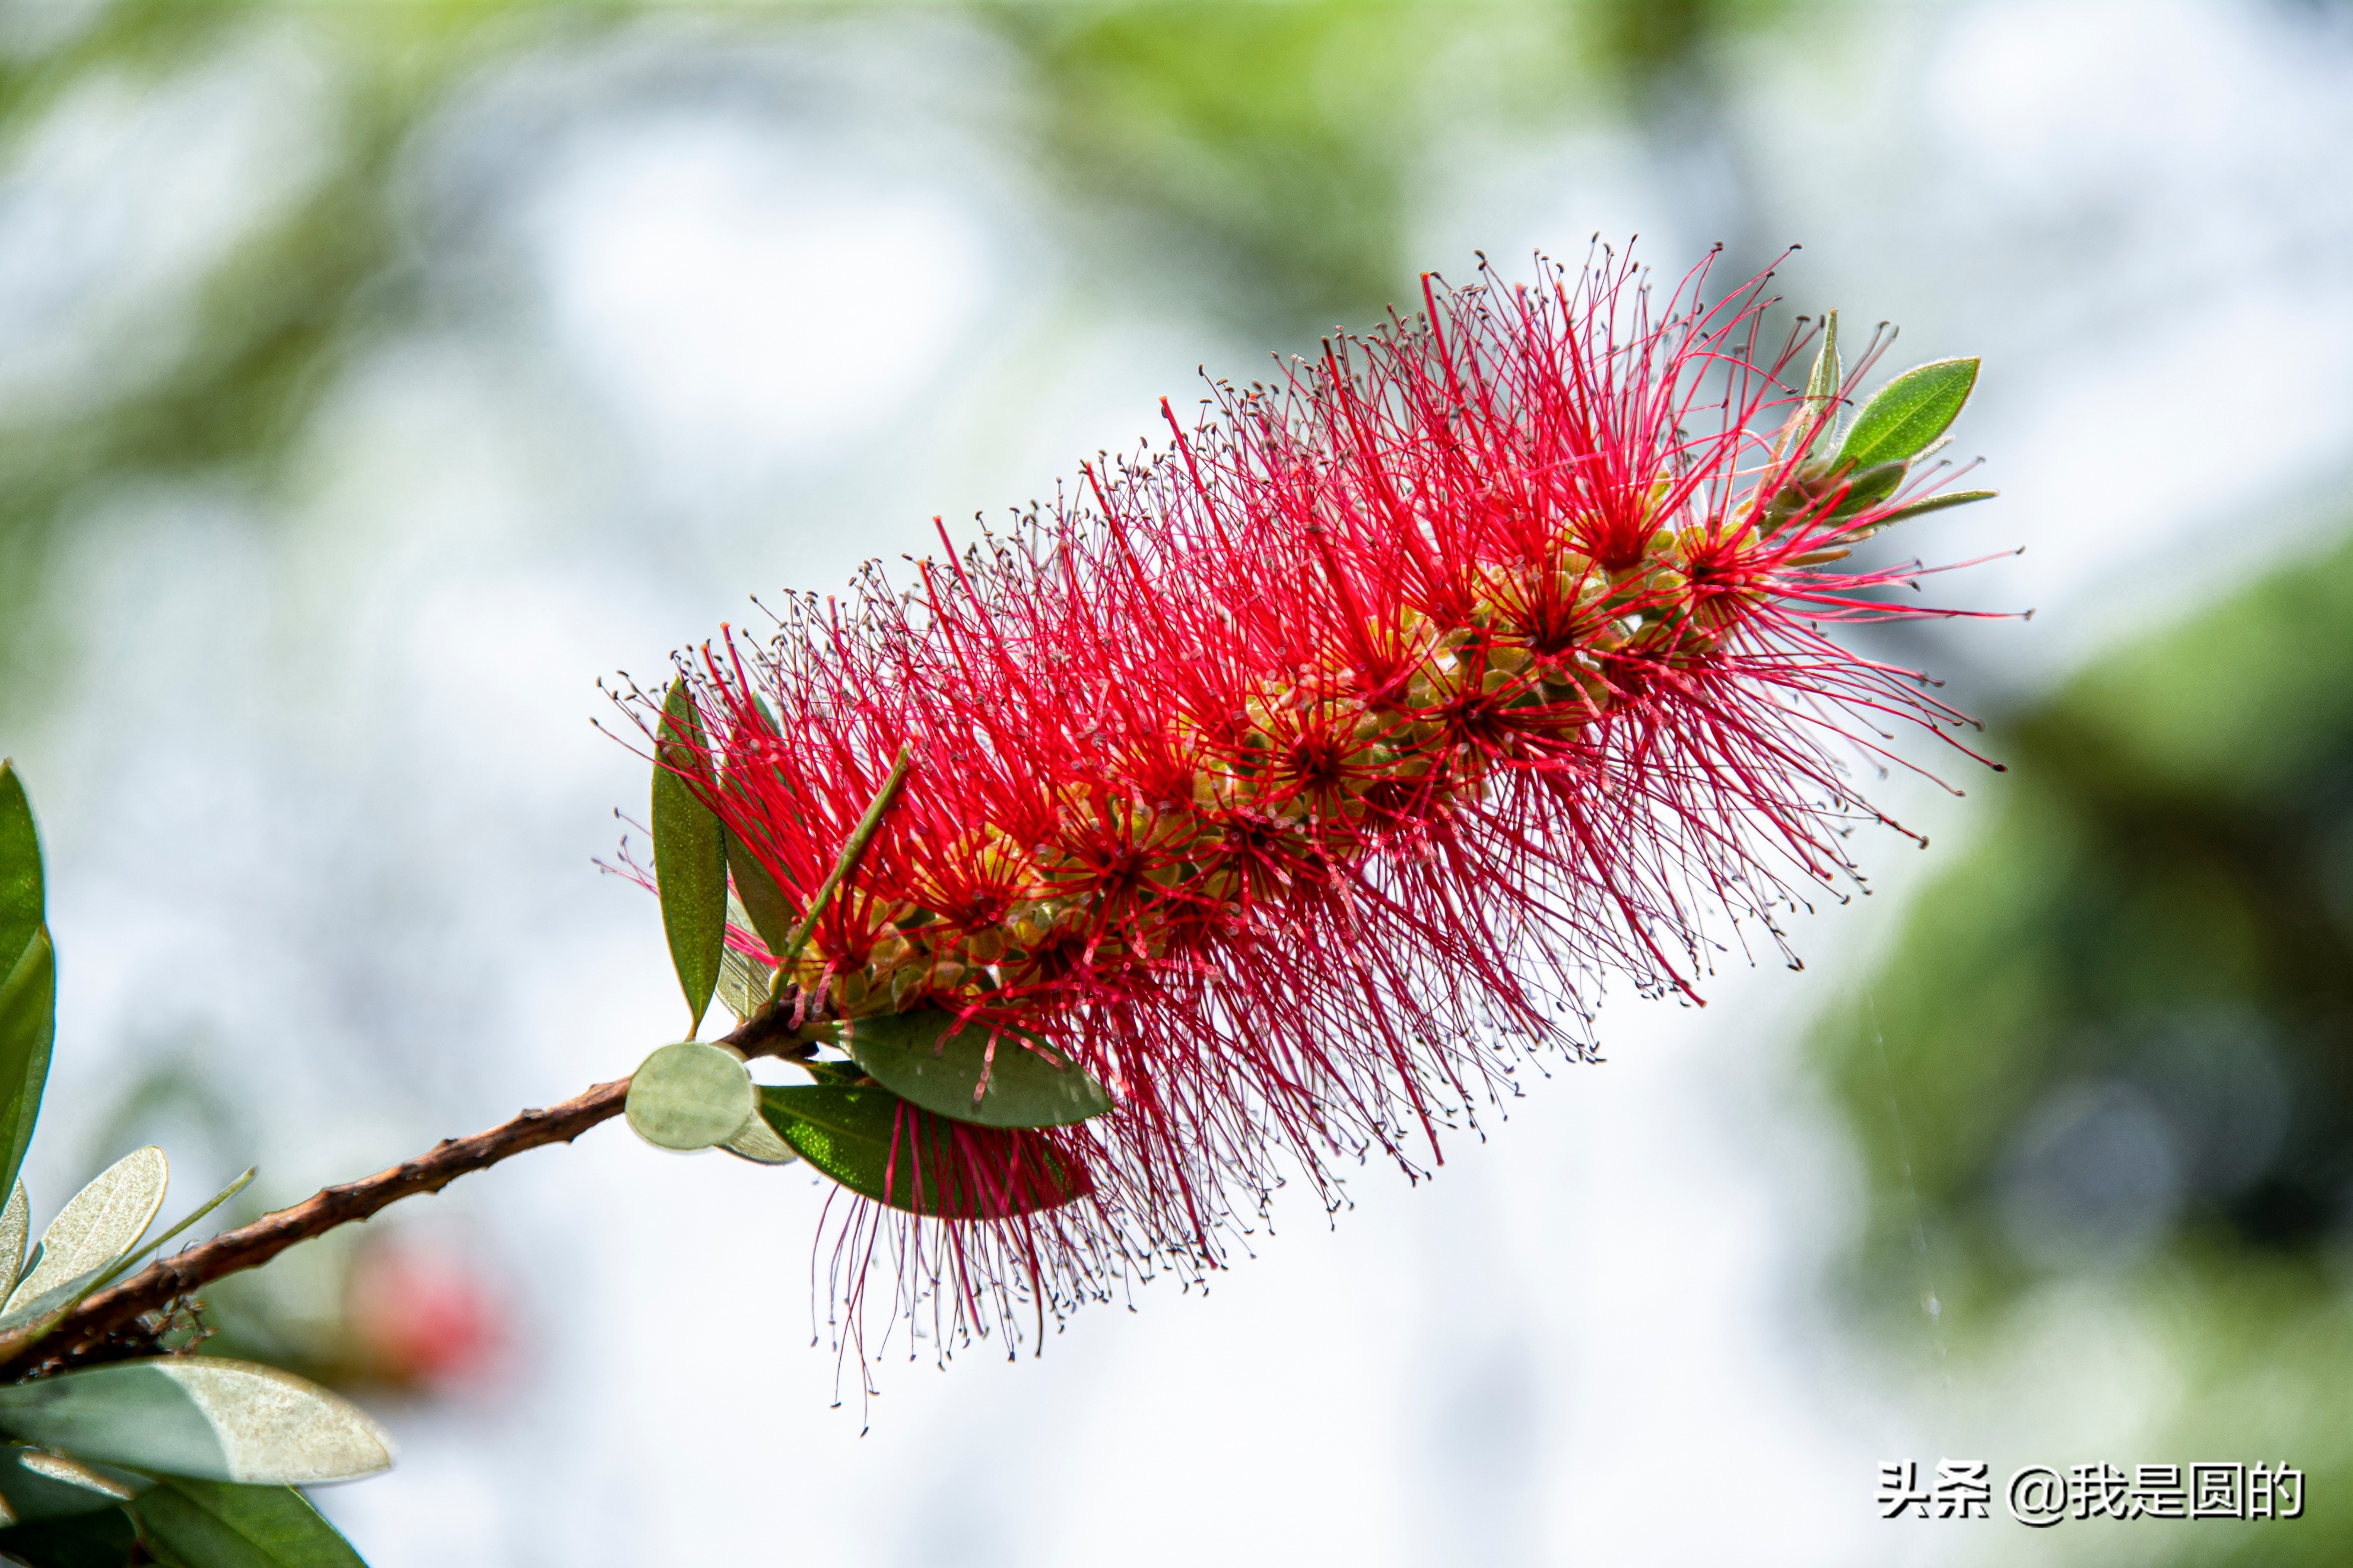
[0,0,1784,685]
[0,1,2346,1563]
[1819,528,2353,1561]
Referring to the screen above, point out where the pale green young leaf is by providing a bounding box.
[624,1041,755,1152]
[92,1168,256,1295]
[717,1110,799,1166]
[0,1264,113,1336]
[14,1451,138,1500]
[713,914,776,1025]
[0,1360,393,1487]
[0,1441,152,1524]
[5,1147,167,1313]
[0,1153,233,1346]
[0,1181,25,1297]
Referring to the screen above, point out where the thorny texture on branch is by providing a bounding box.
[0,1011,811,1379]
[626,246,2004,1372]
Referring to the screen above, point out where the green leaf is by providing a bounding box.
[757,1084,1088,1218]
[130,1478,364,1568]
[717,1110,799,1166]
[1798,308,1840,453]
[843,1009,1113,1129]
[713,940,774,1025]
[1828,459,1910,518]
[0,1267,114,1338]
[0,1505,141,1567]
[652,679,726,1039]
[1869,488,1998,527]
[770,746,913,977]
[723,834,796,960]
[624,1042,755,1153]
[0,1360,393,1487]
[91,1169,254,1298]
[0,1443,151,1523]
[1,1181,27,1296]
[0,763,39,980]
[0,930,56,1213]
[0,1171,264,1345]
[6,1149,167,1316]
[1836,357,1980,471]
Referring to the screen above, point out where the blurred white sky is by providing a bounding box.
[4,2,2351,1564]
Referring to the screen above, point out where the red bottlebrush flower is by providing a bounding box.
[631,247,1995,1368]
[345,1236,507,1391]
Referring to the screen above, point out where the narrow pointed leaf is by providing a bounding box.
[0,1505,141,1566]
[652,679,726,1038]
[0,1360,393,1486]
[0,775,42,1283]
[624,1042,755,1152]
[7,1147,167,1314]
[131,1477,364,1568]
[94,1168,256,1295]
[1798,308,1840,454]
[1871,488,1997,527]
[1836,357,1979,470]
[771,746,913,979]
[757,1084,1088,1218]
[0,763,39,977]
[723,834,796,960]
[13,1453,136,1503]
[844,1009,1112,1129]
[0,929,53,1208]
[0,1443,151,1524]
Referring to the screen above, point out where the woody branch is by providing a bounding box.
[0,1006,812,1379]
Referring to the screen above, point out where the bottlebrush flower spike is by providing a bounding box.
[624,246,1998,1369]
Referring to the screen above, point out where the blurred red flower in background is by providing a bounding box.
[345,1235,507,1392]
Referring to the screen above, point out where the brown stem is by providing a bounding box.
[0,1007,810,1379]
